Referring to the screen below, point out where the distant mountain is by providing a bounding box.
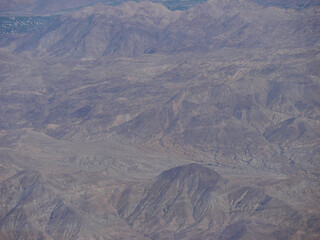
[251,0,320,9]
[12,0,320,58]
[0,0,206,14]
[1,0,320,15]
[15,1,176,57]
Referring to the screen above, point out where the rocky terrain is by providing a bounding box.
[0,0,320,239]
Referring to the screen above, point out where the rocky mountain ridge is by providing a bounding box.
[10,0,320,58]
[1,0,320,15]
[0,164,319,239]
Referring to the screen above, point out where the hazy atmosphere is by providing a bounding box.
[0,0,320,239]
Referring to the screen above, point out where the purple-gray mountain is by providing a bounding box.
[0,0,319,239]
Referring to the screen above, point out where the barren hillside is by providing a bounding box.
[0,0,319,239]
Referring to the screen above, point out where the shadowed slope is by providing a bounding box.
[0,169,151,239]
[117,163,226,238]
[116,164,320,239]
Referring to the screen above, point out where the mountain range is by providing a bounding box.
[0,0,320,239]
[9,0,320,57]
[1,0,320,14]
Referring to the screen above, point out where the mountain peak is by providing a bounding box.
[116,163,226,236]
[157,163,220,191]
